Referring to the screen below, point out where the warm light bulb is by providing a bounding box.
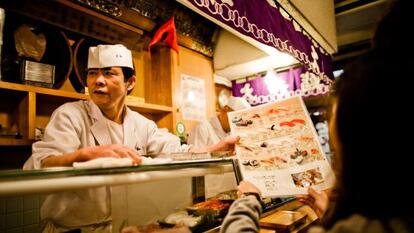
[264,70,289,95]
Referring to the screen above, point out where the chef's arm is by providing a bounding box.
[41,151,80,168]
[189,136,240,153]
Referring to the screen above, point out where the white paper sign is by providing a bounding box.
[180,74,206,121]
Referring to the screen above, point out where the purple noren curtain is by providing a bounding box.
[232,67,330,105]
[184,0,333,81]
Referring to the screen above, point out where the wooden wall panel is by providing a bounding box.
[173,46,214,136]
[146,47,173,107]
[130,50,146,100]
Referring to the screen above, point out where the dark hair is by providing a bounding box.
[122,67,136,95]
[121,67,135,80]
[324,1,414,229]
[121,67,135,95]
[323,3,414,226]
[372,0,411,54]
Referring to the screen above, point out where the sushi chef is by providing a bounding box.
[23,44,238,232]
[188,96,250,147]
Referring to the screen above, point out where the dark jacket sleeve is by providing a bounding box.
[220,195,262,233]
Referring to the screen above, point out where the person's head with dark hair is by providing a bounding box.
[312,0,414,229]
[86,44,136,116]
[323,46,414,229]
[373,0,413,54]
[220,1,414,232]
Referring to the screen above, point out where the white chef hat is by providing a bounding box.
[87,44,133,69]
[226,96,251,111]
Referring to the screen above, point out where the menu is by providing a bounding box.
[228,96,335,197]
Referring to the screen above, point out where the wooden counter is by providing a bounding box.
[260,200,319,233]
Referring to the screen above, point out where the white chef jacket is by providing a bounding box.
[188,116,237,198]
[24,100,191,229]
[188,116,227,147]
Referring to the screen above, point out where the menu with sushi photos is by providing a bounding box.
[228,95,335,198]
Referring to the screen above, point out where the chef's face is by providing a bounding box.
[87,67,134,111]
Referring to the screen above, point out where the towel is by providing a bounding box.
[73,157,172,169]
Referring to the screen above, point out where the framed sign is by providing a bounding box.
[180,74,206,121]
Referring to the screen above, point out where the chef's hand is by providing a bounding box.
[296,187,329,217]
[78,144,142,165]
[41,144,142,168]
[190,136,240,154]
[216,136,240,154]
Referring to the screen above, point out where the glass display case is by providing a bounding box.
[0,157,238,232]
[0,156,319,233]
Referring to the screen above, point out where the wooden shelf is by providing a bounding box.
[35,87,88,100]
[0,81,172,113]
[127,101,172,114]
[0,81,87,100]
[0,80,33,93]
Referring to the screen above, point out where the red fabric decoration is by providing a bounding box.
[148,17,179,55]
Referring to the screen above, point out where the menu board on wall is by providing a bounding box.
[229,96,334,197]
[181,74,206,121]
